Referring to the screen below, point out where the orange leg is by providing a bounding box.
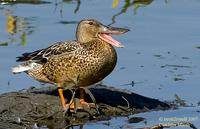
[79,88,96,108]
[57,84,96,112]
[80,88,84,100]
[68,88,96,112]
[57,83,67,110]
[66,88,85,110]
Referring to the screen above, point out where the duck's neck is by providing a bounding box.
[76,26,97,43]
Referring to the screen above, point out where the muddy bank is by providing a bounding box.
[0,84,171,129]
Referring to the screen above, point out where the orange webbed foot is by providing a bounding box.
[59,86,99,114]
[65,98,96,113]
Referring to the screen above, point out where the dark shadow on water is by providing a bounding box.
[57,20,79,24]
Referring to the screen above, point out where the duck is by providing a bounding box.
[12,19,129,112]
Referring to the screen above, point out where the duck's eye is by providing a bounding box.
[88,22,94,25]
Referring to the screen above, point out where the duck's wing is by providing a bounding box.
[16,41,79,63]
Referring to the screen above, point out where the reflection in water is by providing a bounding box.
[109,0,153,25]
[74,0,80,13]
[56,0,153,26]
[0,0,154,46]
[7,15,15,34]
[55,0,81,17]
[0,9,36,46]
[58,0,152,26]
[54,0,80,24]
[67,0,81,14]
[62,0,81,13]
[0,0,51,5]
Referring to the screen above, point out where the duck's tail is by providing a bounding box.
[12,62,37,74]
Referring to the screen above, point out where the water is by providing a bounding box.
[0,0,200,128]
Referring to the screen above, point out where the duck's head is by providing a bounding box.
[76,19,129,47]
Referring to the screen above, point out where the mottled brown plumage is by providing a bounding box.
[12,19,129,111]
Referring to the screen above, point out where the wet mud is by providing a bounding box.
[0,84,171,129]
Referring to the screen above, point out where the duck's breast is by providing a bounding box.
[77,40,117,86]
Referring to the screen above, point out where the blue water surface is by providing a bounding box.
[0,0,200,128]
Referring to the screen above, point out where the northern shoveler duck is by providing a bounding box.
[12,19,129,112]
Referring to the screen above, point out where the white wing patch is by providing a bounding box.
[12,62,38,73]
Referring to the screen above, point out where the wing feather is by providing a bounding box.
[16,41,79,63]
